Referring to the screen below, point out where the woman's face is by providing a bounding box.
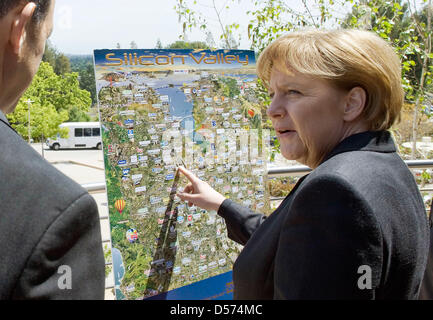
[267,68,350,168]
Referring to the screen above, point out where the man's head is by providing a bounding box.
[0,0,55,114]
[0,0,52,23]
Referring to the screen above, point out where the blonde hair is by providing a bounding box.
[257,29,404,130]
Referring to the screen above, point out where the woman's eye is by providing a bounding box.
[269,92,275,99]
[288,90,301,95]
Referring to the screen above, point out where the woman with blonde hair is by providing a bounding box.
[177,29,430,299]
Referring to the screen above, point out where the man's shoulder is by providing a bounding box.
[0,124,99,298]
[0,123,87,206]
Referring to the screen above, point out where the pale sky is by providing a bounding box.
[49,0,357,55]
[49,0,257,55]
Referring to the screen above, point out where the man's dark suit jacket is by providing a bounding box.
[0,112,105,299]
[218,131,430,299]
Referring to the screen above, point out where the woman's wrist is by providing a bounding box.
[211,193,227,212]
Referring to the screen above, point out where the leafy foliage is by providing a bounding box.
[42,41,71,76]
[165,40,210,49]
[343,0,432,158]
[7,62,91,141]
[69,55,97,106]
[175,0,433,159]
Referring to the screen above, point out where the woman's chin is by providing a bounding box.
[280,150,301,162]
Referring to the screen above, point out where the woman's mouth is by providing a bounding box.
[277,129,296,137]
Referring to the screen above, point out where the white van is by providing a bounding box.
[46,122,102,150]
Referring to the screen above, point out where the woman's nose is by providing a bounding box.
[267,95,286,119]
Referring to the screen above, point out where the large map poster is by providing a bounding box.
[94,49,269,300]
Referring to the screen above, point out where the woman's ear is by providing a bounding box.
[9,2,37,55]
[343,86,367,122]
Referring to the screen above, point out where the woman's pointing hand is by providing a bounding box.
[176,166,226,212]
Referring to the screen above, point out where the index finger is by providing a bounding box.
[177,166,199,184]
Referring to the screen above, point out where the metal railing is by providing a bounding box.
[82,159,433,193]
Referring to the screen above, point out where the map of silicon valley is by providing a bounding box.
[95,49,270,300]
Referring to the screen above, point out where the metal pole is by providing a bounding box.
[81,160,433,193]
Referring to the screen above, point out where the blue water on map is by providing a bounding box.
[157,86,192,119]
[112,247,126,300]
[156,86,204,142]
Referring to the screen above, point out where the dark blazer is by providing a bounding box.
[0,112,105,299]
[419,203,433,299]
[218,131,430,299]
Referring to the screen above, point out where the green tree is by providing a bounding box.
[79,64,97,106]
[69,55,97,105]
[165,40,210,49]
[7,62,92,141]
[175,0,433,159]
[130,41,138,49]
[175,0,336,51]
[54,53,71,75]
[155,38,163,49]
[343,0,432,158]
[174,0,338,123]
[68,105,91,122]
[42,41,71,75]
[42,41,57,67]
[175,0,243,49]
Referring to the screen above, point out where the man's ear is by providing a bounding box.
[343,86,367,122]
[9,2,37,55]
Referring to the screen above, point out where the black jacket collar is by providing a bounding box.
[321,131,396,165]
